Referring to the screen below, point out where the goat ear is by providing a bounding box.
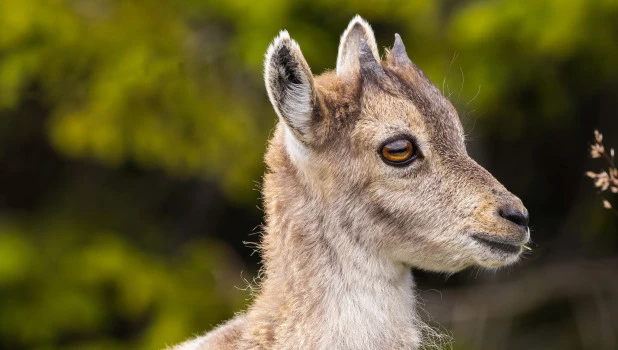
[336,15,380,76]
[264,31,319,143]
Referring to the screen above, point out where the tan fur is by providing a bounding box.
[172,16,529,350]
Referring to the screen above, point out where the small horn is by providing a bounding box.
[393,33,412,66]
[359,38,386,80]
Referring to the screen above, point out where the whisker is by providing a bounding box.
[442,52,459,95]
[457,66,465,102]
[467,85,481,106]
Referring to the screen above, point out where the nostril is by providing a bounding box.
[499,208,529,227]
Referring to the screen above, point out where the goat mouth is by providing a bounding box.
[472,234,522,254]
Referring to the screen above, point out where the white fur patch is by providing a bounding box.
[284,125,308,165]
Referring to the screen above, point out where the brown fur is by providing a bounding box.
[172,16,529,350]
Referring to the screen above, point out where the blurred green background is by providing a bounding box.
[1,0,617,349]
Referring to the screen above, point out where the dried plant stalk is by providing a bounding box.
[587,130,618,215]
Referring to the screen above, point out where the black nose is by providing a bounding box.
[499,207,529,227]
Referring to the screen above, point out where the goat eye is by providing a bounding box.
[380,139,416,166]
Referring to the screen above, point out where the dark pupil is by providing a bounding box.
[387,140,409,154]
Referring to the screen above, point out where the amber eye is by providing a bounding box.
[380,138,416,166]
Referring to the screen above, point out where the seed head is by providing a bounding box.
[595,130,603,143]
[594,171,610,191]
[590,144,604,158]
[587,129,617,215]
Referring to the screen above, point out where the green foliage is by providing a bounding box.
[0,0,266,201]
[0,215,246,349]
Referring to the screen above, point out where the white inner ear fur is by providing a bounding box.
[264,30,315,163]
[336,15,380,76]
[279,76,313,137]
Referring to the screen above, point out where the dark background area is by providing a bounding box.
[0,1,617,349]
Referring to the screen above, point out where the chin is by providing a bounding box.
[468,230,529,268]
[474,250,523,268]
[408,257,475,273]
